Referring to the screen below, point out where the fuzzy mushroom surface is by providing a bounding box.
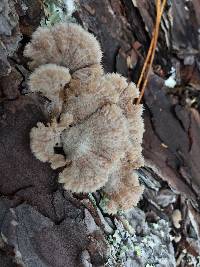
[25,22,144,214]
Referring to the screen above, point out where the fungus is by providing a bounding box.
[103,161,144,214]
[25,22,144,214]
[28,63,71,116]
[59,103,133,193]
[30,113,73,169]
[24,23,103,93]
[172,209,182,229]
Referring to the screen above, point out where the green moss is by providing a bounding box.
[41,0,76,26]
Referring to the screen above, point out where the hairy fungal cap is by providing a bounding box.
[28,63,71,116]
[28,64,71,97]
[103,163,144,214]
[59,104,131,193]
[26,22,144,214]
[24,22,103,72]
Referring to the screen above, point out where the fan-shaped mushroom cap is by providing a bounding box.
[28,64,71,115]
[103,161,144,214]
[59,104,132,192]
[24,23,103,91]
[26,23,145,214]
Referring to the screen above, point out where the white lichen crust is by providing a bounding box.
[25,22,144,214]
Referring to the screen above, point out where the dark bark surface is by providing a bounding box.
[1,0,200,266]
[76,0,200,198]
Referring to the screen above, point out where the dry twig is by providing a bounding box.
[136,0,167,104]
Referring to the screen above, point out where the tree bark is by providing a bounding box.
[0,0,200,266]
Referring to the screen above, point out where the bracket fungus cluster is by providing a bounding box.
[25,23,144,214]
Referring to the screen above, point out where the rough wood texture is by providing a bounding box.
[75,0,200,197]
[1,0,200,266]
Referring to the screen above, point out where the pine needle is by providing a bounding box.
[136,0,167,104]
